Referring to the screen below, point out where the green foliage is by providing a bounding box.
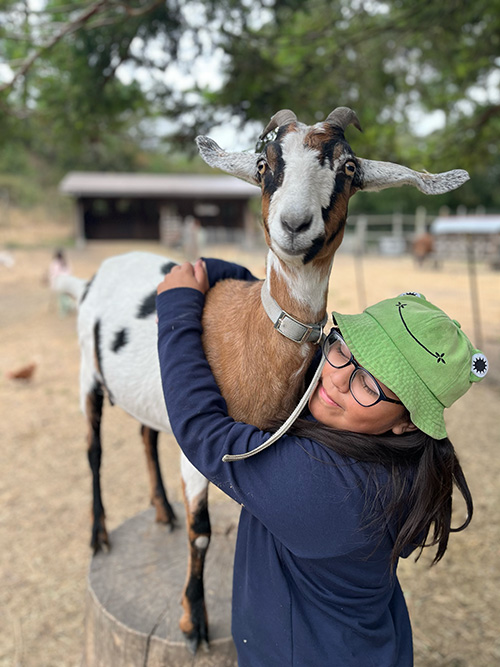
[2,0,188,170]
[200,0,500,208]
[0,173,47,208]
[0,0,499,212]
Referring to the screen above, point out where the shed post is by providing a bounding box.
[75,199,86,248]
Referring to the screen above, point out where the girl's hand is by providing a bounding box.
[157,259,209,295]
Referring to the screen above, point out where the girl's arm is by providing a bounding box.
[156,266,371,558]
[202,257,260,287]
[156,276,271,477]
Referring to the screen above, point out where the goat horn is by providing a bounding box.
[325,107,363,133]
[259,109,298,140]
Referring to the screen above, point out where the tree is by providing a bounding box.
[1,0,499,211]
[0,0,281,172]
[192,0,500,209]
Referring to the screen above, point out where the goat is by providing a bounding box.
[58,107,469,653]
[412,231,436,267]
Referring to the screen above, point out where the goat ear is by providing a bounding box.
[358,158,469,195]
[196,136,260,186]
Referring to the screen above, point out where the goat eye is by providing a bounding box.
[257,160,267,175]
[344,161,356,176]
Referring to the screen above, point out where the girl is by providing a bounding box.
[156,258,488,667]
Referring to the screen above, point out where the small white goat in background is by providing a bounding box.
[58,107,469,653]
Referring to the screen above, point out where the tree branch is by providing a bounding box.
[83,0,165,30]
[476,103,500,128]
[0,0,109,93]
[0,0,168,94]
[122,0,164,18]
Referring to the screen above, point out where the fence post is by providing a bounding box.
[414,206,427,236]
[392,212,403,239]
[466,235,483,349]
[354,216,367,311]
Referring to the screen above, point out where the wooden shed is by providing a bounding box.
[59,172,260,245]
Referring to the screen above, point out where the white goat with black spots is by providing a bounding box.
[58,107,469,653]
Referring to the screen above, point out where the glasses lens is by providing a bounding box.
[350,368,381,407]
[325,333,352,368]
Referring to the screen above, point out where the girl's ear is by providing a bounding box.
[391,420,418,436]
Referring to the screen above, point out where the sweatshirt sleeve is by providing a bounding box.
[156,286,273,484]
[202,257,259,287]
[156,287,376,559]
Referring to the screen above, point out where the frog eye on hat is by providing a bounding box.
[398,291,423,299]
[471,352,488,380]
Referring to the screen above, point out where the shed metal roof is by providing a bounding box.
[59,172,260,199]
[431,215,500,235]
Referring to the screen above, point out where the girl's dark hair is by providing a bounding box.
[267,415,473,567]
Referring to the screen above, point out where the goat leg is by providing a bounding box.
[140,425,176,527]
[86,382,109,552]
[180,458,211,653]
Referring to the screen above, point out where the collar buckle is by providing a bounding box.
[261,279,327,345]
[274,311,323,344]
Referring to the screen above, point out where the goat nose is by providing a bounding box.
[281,215,313,235]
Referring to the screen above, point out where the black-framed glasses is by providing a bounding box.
[322,330,403,408]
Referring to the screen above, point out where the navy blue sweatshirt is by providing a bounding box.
[157,259,414,667]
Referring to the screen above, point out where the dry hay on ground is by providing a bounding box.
[0,238,499,666]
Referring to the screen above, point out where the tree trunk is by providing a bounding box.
[83,504,240,666]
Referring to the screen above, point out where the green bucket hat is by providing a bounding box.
[332,292,489,439]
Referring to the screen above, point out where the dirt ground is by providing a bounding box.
[1,214,499,666]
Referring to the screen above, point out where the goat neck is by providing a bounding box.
[202,272,323,429]
[265,250,331,326]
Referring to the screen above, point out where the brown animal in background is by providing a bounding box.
[412,232,435,267]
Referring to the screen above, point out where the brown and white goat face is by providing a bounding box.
[196,106,469,267]
[256,123,360,266]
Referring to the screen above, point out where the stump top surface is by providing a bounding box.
[88,502,240,645]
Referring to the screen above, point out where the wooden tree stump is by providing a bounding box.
[83,502,241,666]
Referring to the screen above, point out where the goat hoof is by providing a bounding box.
[153,498,177,527]
[91,537,110,555]
[155,517,176,533]
[153,511,176,532]
[185,635,199,655]
[154,508,177,528]
[90,525,109,554]
[184,633,209,655]
[180,607,209,655]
